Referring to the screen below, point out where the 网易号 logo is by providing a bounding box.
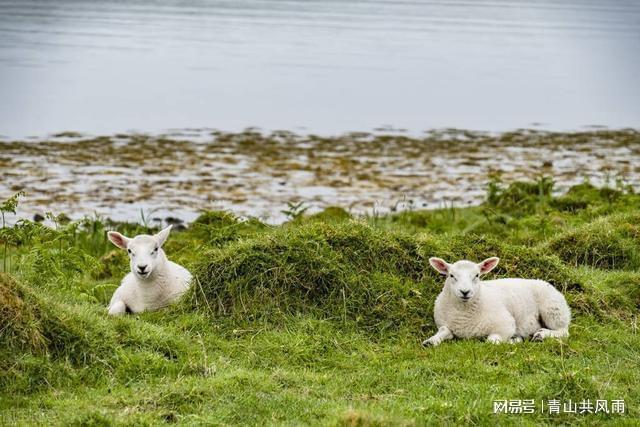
[493,399,625,415]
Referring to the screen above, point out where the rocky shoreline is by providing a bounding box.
[2,128,639,224]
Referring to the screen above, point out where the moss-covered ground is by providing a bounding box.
[1,178,639,425]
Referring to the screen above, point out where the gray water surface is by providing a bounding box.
[0,0,638,138]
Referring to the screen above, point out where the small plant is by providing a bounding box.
[281,201,309,221]
[140,207,161,229]
[77,215,109,256]
[485,175,554,216]
[0,191,25,272]
[0,192,24,220]
[485,173,503,207]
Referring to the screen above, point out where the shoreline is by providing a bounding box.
[2,128,639,225]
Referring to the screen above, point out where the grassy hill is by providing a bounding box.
[1,178,639,425]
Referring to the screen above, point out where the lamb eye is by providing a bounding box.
[450,275,457,281]
[152,247,158,254]
[127,249,132,254]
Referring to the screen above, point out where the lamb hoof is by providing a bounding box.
[422,338,439,347]
[509,335,523,344]
[532,329,547,341]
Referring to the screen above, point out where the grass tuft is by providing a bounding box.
[547,213,640,270]
[0,273,45,353]
[194,221,432,333]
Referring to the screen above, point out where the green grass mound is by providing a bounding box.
[307,206,352,222]
[194,221,433,333]
[549,183,625,212]
[547,213,640,270]
[0,272,114,364]
[1,287,201,394]
[0,273,45,353]
[194,221,591,334]
[0,273,116,392]
[570,268,640,318]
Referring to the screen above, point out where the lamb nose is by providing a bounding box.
[461,290,470,297]
[138,265,148,272]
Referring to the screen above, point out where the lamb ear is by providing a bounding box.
[429,257,450,275]
[155,225,172,247]
[107,231,130,250]
[478,257,499,274]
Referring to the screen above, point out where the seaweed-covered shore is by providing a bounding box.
[2,128,639,224]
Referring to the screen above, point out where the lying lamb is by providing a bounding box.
[423,256,570,346]
[106,225,191,316]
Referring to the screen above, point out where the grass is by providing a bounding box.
[1,177,639,425]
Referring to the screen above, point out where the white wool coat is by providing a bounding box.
[108,254,191,314]
[434,278,570,339]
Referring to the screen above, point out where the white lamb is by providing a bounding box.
[106,225,192,316]
[423,256,570,346]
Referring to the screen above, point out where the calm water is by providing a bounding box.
[0,0,639,138]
